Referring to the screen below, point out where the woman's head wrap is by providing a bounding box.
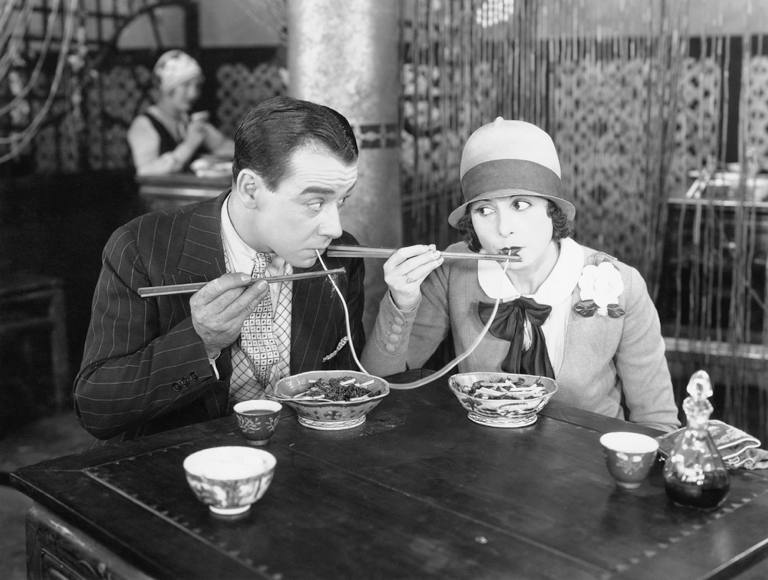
[153,50,203,92]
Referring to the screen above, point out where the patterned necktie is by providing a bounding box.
[230,253,280,401]
[478,296,555,378]
[268,257,292,385]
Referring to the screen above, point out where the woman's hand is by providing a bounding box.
[184,118,208,149]
[383,245,443,311]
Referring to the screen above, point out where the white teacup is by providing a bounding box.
[183,446,276,516]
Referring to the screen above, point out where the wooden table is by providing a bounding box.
[136,173,230,211]
[11,373,768,579]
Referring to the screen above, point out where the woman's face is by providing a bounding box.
[164,77,202,114]
[470,194,556,270]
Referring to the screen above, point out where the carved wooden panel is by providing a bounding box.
[26,504,150,580]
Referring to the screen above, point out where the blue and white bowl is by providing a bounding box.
[449,372,558,428]
[268,370,389,431]
[183,446,276,516]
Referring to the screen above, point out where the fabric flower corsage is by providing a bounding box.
[574,257,625,318]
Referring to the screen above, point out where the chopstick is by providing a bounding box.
[137,267,346,298]
[327,245,521,262]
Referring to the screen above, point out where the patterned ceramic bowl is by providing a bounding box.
[183,446,276,516]
[267,370,389,431]
[448,372,558,428]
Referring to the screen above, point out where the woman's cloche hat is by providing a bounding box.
[153,50,203,92]
[448,117,576,228]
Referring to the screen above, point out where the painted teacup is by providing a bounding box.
[600,431,659,489]
[233,400,282,445]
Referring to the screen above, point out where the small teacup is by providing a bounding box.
[234,400,282,446]
[600,431,659,489]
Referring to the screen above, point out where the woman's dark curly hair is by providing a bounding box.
[456,198,573,252]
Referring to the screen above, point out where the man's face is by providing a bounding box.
[251,145,358,268]
[470,194,555,270]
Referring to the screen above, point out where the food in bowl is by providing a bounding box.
[449,372,558,428]
[267,370,389,431]
[183,446,276,516]
[461,376,549,400]
[298,376,378,401]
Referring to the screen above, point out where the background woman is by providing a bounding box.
[363,118,680,432]
[127,50,234,175]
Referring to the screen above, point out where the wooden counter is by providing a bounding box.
[136,173,231,211]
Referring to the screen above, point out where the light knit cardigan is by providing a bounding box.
[362,238,680,432]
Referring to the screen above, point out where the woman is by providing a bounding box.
[127,50,234,175]
[362,118,680,432]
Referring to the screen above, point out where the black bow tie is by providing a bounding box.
[478,296,555,378]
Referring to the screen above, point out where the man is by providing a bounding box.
[75,96,364,440]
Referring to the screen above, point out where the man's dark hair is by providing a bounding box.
[456,199,573,251]
[233,96,359,189]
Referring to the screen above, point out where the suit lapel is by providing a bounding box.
[175,192,230,412]
[290,263,344,373]
[173,197,349,379]
[176,191,228,279]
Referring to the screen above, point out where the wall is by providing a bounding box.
[118,0,283,49]
[537,0,768,36]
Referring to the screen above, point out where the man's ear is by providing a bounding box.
[234,169,267,209]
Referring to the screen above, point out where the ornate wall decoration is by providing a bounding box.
[668,57,723,192]
[744,55,768,173]
[85,64,151,170]
[553,58,653,268]
[215,62,286,138]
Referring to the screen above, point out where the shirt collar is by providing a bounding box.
[220,194,261,274]
[477,237,584,305]
[220,195,290,277]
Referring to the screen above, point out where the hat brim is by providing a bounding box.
[448,188,576,228]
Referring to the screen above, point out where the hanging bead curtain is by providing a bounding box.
[400,0,768,442]
[400,0,687,283]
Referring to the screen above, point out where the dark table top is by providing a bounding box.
[11,373,768,579]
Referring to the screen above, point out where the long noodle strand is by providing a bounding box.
[315,251,369,374]
[316,250,509,390]
[386,294,502,390]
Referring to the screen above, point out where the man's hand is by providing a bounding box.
[190,273,269,358]
[383,245,443,311]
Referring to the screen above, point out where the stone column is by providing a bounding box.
[287,0,401,336]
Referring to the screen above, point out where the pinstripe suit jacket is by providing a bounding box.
[74,192,365,441]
